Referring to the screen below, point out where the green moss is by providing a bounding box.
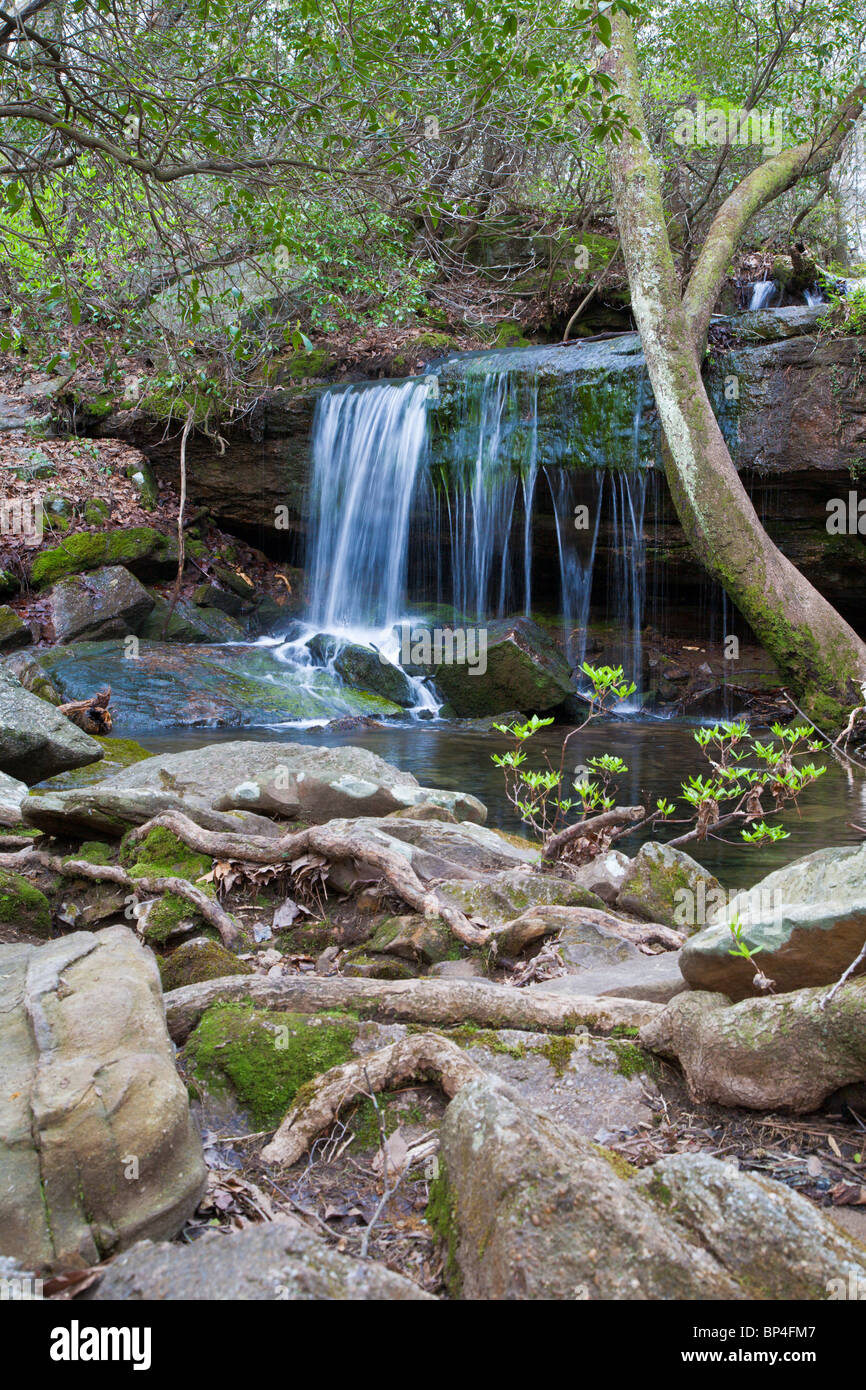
[425,1164,462,1296]
[0,869,51,936]
[29,526,176,587]
[63,840,113,866]
[122,826,212,883]
[160,938,252,991]
[141,891,196,943]
[184,1002,358,1129]
[84,499,111,526]
[282,348,334,380]
[592,1144,638,1180]
[644,1176,674,1207]
[535,1035,576,1076]
[608,1040,655,1079]
[441,1024,527,1059]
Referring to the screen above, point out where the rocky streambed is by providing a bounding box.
[1,726,865,1301]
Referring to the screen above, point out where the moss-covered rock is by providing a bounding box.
[29,527,178,588]
[616,840,723,931]
[0,605,32,653]
[342,952,420,980]
[0,868,52,937]
[367,913,452,965]
[122,825,212,883]
[160,936,253,991]
[183,1002,359,1128]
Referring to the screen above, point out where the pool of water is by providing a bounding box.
[136,718,866,891]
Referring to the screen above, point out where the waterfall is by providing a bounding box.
[803,286,825,307]
[303,347,659,710]
[306,378,430,633]
[748,280,777,311]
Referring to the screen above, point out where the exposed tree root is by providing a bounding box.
[262,1033,484,1166]
[162,972,661,1045]
[126,809,488,945]
[542,806,645,864]
[0,846,240,946]
[494,904,685,956]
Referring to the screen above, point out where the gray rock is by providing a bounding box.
[535,950,688,1003]
[435,1076,866,1299]
[0,927,205,1272]
[138,595,245,643]
[451,1030,660,1140]
[633,1152,866,1300]
[435,867,600,927]
[0,668,103,783]
[22,785,283,838]
[0,769,27,826]
[680,842,866,1000]
[63,740,486,826]
[87,1216,433,1300]
[429,959,484,979]
[568,848,631,905]
[617,840,723,930]
[51,565,154,643]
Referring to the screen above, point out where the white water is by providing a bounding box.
[748,279,777,311]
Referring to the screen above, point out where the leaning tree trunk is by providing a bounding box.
[602,13,866,726]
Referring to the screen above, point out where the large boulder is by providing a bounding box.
[679,842,866,1000]
[332,641,416,708]
[30,640,404,728]
[138,595,245,644]
[0,928,206,1271]
[434,867,598,925]
[429,617,574,717]
[69,740,486,827]
[51,565,154,642]
[433,1076,866,1299]
[0,668,103,783]
[616,839,723,930]
[87,1216,432,1300]
[640,978,866,1112]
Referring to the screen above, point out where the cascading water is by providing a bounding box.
[307,378,430,632]
[748,279,777,311]
[299,344,659,713]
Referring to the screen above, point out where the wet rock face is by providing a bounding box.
[50,565,154,642]
[427,617,574,717]
[680,842,866,999]
[0,667,103,783]
[434,1076,866,1300]
[0,927,206,1272]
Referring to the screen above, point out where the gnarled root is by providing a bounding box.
[126,809,487,946]
[0,846,240,947]
[262,1033,484,1167]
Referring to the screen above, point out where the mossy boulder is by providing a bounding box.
[0,868,51,937]
[136,892,203,945]
[367,913,452,965]
[183,1002,359,1128]
[0,606,32,653]
[126,460,158,510]
[29,527,179,588]
[493,321,530,349]
[159,936,253,992]
[51,565,155,643]
[37,736,153,790]
[616,840,723,931]
[0,570,20,600]
[429,617,573,717]
[333,641,416,708]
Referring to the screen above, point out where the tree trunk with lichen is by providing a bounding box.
[603,13,866,726]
